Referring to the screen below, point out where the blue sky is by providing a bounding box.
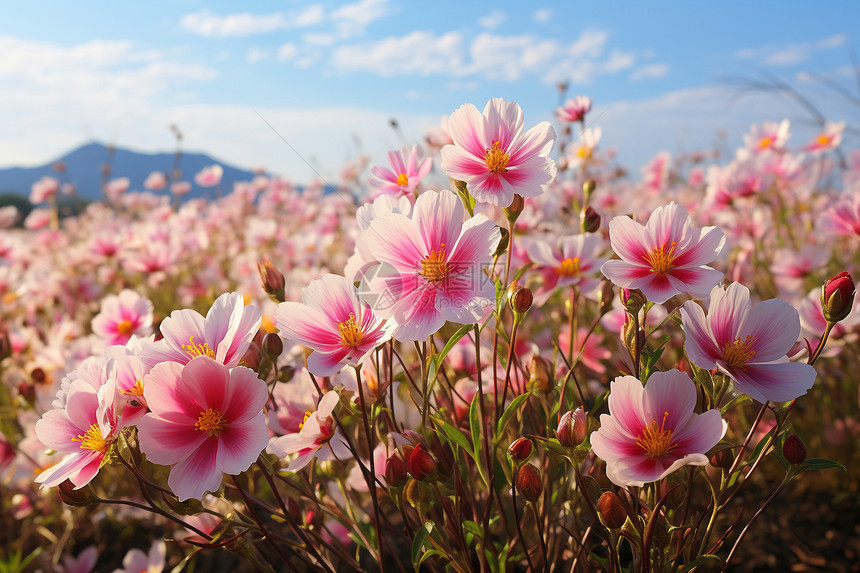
[1,1,858,182]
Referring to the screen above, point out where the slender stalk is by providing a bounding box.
[721,481,788,570]
[530,504,550,572]
[511,469,537,573]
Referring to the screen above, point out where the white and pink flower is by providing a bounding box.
[680,282,818,403]
[601,202,725,304]
[275,274,396,376]
[743,120,790,153]
[364,189,501,341]
[591,370,727,488]
[556,96,592,123]
[137,357,269,501]
[267,391,349,472]
[441,98,556,208]
[368,145,432,198]
[803,121,844,154]
[194,164,224,187]
[525,233,607,304]
[91,289,154,346]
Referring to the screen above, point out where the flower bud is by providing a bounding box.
[406,444,436,481]
[580,205,601,233]
[527,355,553,394]
[782,434,807,465]
[507,281,533,314]
[516,463,543,502]
[493,227,510,257]
[385,454,408,487]
[597,491,627,529]
[709,448,733,471]
[58,480,98,507]
[582,179,596,203]
[821,272,855,324]
[240,342,264,372]
[557,407,587,447]
[504,194,525,223]
[620,288,646,314]
[257,259,286,303]
[507,438,533,462]
[597,280,614,316]
[262,332,284,358]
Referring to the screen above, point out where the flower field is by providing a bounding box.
[1,95,858,572]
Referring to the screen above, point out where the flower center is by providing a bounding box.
[298,410,313,431]
[722,335,756,370]
[484,141,511,174]
[337,313,364,347]
[72,423,108,452]
[557,257,581,277]
[195,408,227,437]
[420,244,450,283]
[759,136,774,150]
[182,336,215,359]
[636,412,677,459]
[116,319,135,336]
[576,145,591,159]
[817,134,832,146]
[396,173,409,187]
[643,242,677,273]
[121,378,145,396]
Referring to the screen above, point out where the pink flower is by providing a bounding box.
[365,189,501,341]
[275,274,396,376]
[601,202,726,304]
[680,282,817,403]
[558,327,612,374]
[525,233,607,304]
[35,379,121,489]
[743,120,790,153]
[30,176,60,204]
[803,121,844,154]
[144,171,169,191]
[441,97,557,207]
[111,540,165,573]
[345,194,413,282]
[267,391,349,471]
[368,145,432,197]
[91,289,154,346]
[556,96,592,123]
[138,292,262,369]
[590,370,726,488]
[820,191,860,237]
[137,357,269,501]
[61,546,98,573]
[170,181,192,195]
[195,164,223,187]
[105,177,130,200]
[566,127,601,164]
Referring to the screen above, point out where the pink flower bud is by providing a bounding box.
[406,444,436,481]
[257,259,286,303]
[821,272,855,324]
[557,407,587,447]
[782,434,807,465]
[385,454,408,487]
[516,463,543,502]
[507,438,533,462]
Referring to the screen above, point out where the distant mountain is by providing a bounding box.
[0,142,261,202]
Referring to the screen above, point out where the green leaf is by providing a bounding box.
[681,554,722,572]
[720,394,751,415]
[427,324,474,383]
[417,549,448,569]
[469,396,481,461]
[412,522,434,570]
[801,458,847,472]
[462,520,483,538]
[432,418,473,459]
[534,436,570,456]
[496,392,531,436]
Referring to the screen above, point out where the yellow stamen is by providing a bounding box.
[557,257,581,277]
[636,412,677,458]
[816,134,831,146]
[576,146,592,159]
[116,319,135,336]
[72,423,108,452]
[396,173,409,187]
[420,243,450,283]
[722,335,756,370]
[195,408,227,437]
[484,141,511,174]
[643,242,677,273]
[337,313,364,347]
[298,410,313,431]
[758,136,774,150]
[182,336,215,359]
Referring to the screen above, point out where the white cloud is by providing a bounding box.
[331,0,391,38]
[303,33,337,46]
[630,62,670,81]
[533,8,552,23]
[294,5,326,27]
[180,9,289,37]
[246,47,268,64]
[278,43,298,61]
[332,31,463,75]
[478,10,506,30]
[736,33,850,67]
[332,29,632,85]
